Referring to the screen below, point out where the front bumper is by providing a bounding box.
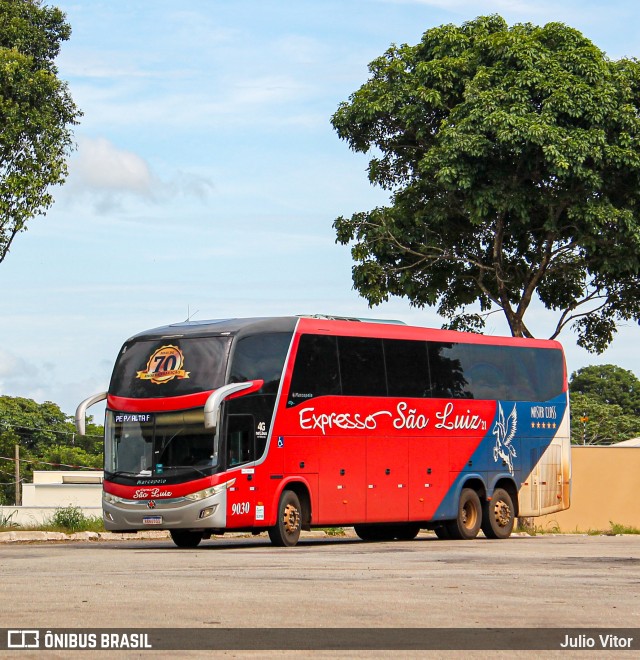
[103,489,228,531]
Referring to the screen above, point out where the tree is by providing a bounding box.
[331,15,640,352]
[0,395,103,504]
[0,0,81,264]
[568,365,640,444]
[569,393,639,445]
[570,364,640,415]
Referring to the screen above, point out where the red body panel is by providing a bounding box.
[105,317,567,529]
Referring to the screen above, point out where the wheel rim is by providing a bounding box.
[283,502,300,536]
[461,500,478,530]
[493,499,512,529]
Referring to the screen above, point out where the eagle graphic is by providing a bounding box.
[492,403,517,475]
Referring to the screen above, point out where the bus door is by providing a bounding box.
[408,436,450,520]
[224,414,257,528]
[317,436,366,524]
[523,441,565,516]
[365,436,409,522]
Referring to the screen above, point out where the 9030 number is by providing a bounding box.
[231,501,251,516]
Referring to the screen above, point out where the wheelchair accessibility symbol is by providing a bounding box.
[277,437,284,448]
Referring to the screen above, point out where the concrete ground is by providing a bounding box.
[0,531,638,657]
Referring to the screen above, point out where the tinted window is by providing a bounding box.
[286,333,564,405]
[224,414,255,468]
[109,337,231,398]
[428,342,473,399]
[288,335,340,406]
[428,342,564,401]
[384,339,430,397]
[229,332,291,393]
[338,336,387,397]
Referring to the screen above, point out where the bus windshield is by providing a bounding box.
[105,408,219,482]
[109,336,231,399]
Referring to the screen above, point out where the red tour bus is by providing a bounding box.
[76,315,570,548]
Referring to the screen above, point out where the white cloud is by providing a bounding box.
[71,136,154,196]
[62,136,214,213]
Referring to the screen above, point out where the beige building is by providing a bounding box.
[535,445,639,532]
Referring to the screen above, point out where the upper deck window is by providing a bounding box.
[109,336,231,398]
[229,333,292,394]
[287,333,565,405]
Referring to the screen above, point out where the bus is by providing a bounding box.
[75,315,570,548]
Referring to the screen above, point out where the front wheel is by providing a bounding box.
[445,488,482,540]
[170,530,203,548]
[268,490,302,547]
[481,488,515,539]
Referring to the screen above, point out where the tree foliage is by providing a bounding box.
[0,395,102,504]
[569,365,640,444]
[0,0,81,263]
[570,364,640,415]
[332,15,640,352]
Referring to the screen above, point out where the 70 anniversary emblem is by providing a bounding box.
[136,345,190,385]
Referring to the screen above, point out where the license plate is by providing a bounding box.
[143,516,162,525]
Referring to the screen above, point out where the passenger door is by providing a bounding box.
[224,414,257,528]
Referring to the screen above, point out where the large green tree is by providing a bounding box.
[0,0,81,263]
[570,364,640,415]
[569,392,638,445]
[568,364,640,444]
[332,15,640,352]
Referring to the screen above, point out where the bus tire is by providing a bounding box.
[434,525,450,540]
[394,523,421,540]
[268,490,302,547]
[353,524,382,541]
[170,530,203,548]
[445,488,482,540]
[481,488,515,539]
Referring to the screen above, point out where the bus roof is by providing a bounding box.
[125,315,563,351]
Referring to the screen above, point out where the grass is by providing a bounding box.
[317,527,346,537]
[0,505,105,534]
[528,520,640,536]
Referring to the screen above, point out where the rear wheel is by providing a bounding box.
[445,488,482,540]
[268,490,302,547]
[434,525,450,540]
[170,530,203,548]
[481,488,515,539]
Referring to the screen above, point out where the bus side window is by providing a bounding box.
[287,334,340,406]
[428,342,472,399]
[225,415,255,468]
[338,336,387,397]
[384,338,430,397]
[229,333,291,394]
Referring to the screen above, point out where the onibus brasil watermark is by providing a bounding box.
[3,628,637,651]
[7,630,151,650]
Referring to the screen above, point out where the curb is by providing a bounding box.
[0,529,354,544]
[0,530,172,543]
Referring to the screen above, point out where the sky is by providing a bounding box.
[1,0,640,417]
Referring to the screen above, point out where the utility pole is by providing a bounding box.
[14,444,21,505]
[579,413,589,446]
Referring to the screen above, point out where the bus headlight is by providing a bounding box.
[103,492,126,504]
[184,479,236,502]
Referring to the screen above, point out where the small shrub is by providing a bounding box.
[52,505,86,531]
[48,505,103,533]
